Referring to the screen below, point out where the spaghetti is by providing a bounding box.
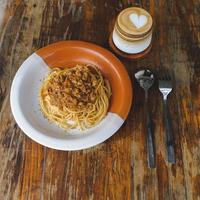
[39,64,111,130]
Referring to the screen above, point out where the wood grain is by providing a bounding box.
[0,0,199,199]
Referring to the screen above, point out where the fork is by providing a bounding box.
[159,71,176,163]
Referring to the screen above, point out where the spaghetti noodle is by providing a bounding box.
[39,64,111,130]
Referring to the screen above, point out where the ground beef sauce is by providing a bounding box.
[47,65,100,111]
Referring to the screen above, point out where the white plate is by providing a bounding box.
[10,41,132,150]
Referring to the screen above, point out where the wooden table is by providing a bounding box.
[0,0,200,199]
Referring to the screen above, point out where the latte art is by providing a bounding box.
[129,13,147,29]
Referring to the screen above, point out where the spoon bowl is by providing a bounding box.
[135,69,154,92]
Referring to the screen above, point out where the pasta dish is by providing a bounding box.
[39,64,111,130]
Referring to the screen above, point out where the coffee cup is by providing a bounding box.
[112,7,153,54]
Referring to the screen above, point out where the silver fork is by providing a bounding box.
[159,71,176,163]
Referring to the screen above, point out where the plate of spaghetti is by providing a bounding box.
[40,64,112,130]
[10,41,132,150]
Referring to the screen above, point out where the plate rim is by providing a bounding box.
[10,41,133,150]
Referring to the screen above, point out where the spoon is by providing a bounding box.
[135,69,156,168]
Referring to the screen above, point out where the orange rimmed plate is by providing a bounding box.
[10,41,132,150]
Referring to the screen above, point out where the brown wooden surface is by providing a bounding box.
[0,0,200,199]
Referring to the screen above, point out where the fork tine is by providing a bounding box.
[165,72,170,81]
[159,69,172,81]
[159,69,166,81]
[166,71,171,80]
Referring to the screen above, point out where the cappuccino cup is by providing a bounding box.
[112,7,153,54]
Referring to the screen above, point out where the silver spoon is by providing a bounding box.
[135,69,156,168]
